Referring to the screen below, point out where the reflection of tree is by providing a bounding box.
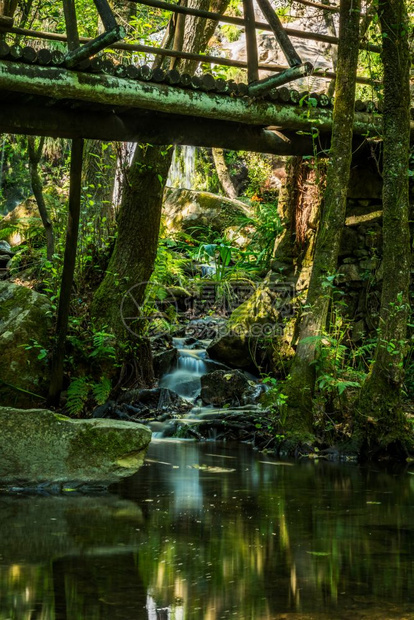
[131,446,414,619]
[0,449,413,619]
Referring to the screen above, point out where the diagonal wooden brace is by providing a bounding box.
[92,0,118,31]
[65,25,125,68]
[256,0,302,67]
[248,62,313,96]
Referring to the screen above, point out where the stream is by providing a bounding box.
[0,440,413,619]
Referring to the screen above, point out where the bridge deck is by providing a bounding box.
[0,57,390,154]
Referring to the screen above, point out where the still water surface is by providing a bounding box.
[1,440,414,619]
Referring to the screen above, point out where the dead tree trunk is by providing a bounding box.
[355,0,412,455]
[27,136,55,261]
[283,0,361,437]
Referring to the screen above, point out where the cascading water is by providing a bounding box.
[167,145,196,190]
[160,338,208,401]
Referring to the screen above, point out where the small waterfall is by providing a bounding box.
[160,340,207,401]
[167,145,196,190]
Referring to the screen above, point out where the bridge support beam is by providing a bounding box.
[0,103,331,155]
[0,61,392,138]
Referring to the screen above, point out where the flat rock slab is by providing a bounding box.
[0,408,151,491]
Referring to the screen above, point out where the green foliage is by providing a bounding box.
[66,377,90,416]
[66,375,112,416]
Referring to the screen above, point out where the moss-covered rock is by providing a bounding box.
[0,408,152,490]
[0,281,52,407]
[163,188,250,236]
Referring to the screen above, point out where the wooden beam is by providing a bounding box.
[92,0,117,30]
[293,0,338,12]
[48,138,84,405]
[0,61,389,135]
[2,20,382,55]
[0,102,329,154]
[65,26,125,67]
[62,0,80,51]
[0,61,390,136]
[249,62,313,96]
[128,0,378,52]
[256,0,302,67]
[243,0,259,83]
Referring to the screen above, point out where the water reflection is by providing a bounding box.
[0,440,413,619]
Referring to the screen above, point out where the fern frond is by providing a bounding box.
[92,377,112,405]
[66,377,90,416]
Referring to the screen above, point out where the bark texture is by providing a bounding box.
[212,148,237,199]
[27,136,54,261]
[355,0,412,454]
[283,0,361,434]
[91,0,230,387]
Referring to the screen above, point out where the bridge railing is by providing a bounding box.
[0,0,380,94]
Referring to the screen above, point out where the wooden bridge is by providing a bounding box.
[0,0,397,156]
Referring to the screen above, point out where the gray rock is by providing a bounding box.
[338,263,362,283]
[207,333,254,370]
[0,240,12,255]
[163,188,250,236]
[153,348,178,378]
[201,369,255,406]
[0,281,52,407]
[0,408,151,490]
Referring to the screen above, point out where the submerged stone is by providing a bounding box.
[0,408,151,491]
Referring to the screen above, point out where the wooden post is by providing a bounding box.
[170,0,186,70]
[92,0,117,30]
[256,0,302,67]
[248,62,313,96]
[48,138,84,406]
[62,0,80,51]
[243,0,259,83]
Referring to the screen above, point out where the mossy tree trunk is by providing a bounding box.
[212,148,237,199]
[27,136,55,261]
[283,0,361,436]
[355,0,412,454]
[91,0,229,387]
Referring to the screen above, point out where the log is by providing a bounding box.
[0,60,392,137]
[37,48,52,65]
[62,0,80,51]
[248,62,313,96]
[65,26,125,67]
[293,0,338,11]
[243,0,259,83]
[92,0,117,31]
[200,73,216,91]
[0,40,9,57]
[125,64,139,79]
[256,0,302,67]
[138,64,153,80]
[179,72,192,87]
[165,68,180,85]
[22,46,37,63]
[0,102,332,155]
[152,67,165,82]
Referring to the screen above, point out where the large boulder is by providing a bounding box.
[200,369,256,406]
[207,276,283,371]
[0,198,41,246]
[0,408,151,491]
[0,281,52,407]
[163,188,250,236]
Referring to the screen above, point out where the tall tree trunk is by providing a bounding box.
[355,0,412,454]
[91,0,230,386]
[212,148,237,198]
[27,136,55,261]
[283,0,361,436]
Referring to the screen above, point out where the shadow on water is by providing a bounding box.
[0,440,414,619]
